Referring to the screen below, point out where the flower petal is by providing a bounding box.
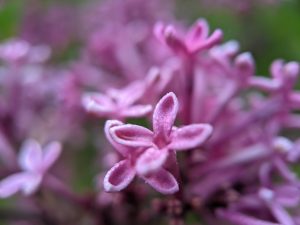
[103,160,136,192]
[105,120,134,156]
[153,92,178,142]
[186,19,209,45]
[169,124,213,151]
[235,52,255,81]
[143,168,178,194]
[0,172,41,198]
[0,173,26,198]
[136,147,168,175]
[120,105,152,118]
[275,185,300,207]
[19,139,42,172]
[42,141,62,173]
[111,124,153,147]
[200,29,223,49]
[21,173,42,196]
[154,23,187,54]
[188,27,223,53]
[267,201,295,225]
[81,93,114,116]
[115,81,145,106]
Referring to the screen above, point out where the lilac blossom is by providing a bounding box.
[0,39,51,65]
[103,120,178,194]
[103,121,178,194]
[82,0,173,82]
[103,92,213,194]
[154,19,223,56]
[0,139,62,198]
[82,81,152,120]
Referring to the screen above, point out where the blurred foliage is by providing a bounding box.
[73,142,98,193]
[0,0,23,40]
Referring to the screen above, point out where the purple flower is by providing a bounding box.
[82,81,152,120]
[0,39,51,65]
[103,120,179,194]
[103,92,213,194]
[154,19,223,55]
[0,139,62,198]
[250,60,299,93]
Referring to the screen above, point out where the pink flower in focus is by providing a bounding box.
[103,120,179,194]
[103,92,213,194]
[0,139,62,198]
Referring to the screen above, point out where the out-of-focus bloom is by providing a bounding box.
[154,19,223,55]
[103,92,212,194]
[0,39,85,144]
[0,39,51,65]
[0,139,62,198]
[250,60,299,93]
[82,81,152,120]
[81,0,174,83]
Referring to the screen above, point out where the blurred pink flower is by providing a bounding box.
[0,39,51,65]
[0,139,62,198]
[154,19,223,55]
[82,81,152,120]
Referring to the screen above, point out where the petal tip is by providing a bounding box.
[103,160,135,192]
[105,120,124,130]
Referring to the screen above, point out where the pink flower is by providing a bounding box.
[0,139,62,198]
[0,39,51,65]
[82,81,152,120]
[250,60,299,93]
[103,92,213,194]
[154,19,223,55]
[209,41,255,86]
[103,120,179,195]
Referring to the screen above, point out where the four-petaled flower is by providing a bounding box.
[103,92,213,194]
[82,81,152,120]
[154,19,223,55]
[0,139,62,198]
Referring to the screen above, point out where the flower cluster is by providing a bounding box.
[0,0,298,225]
